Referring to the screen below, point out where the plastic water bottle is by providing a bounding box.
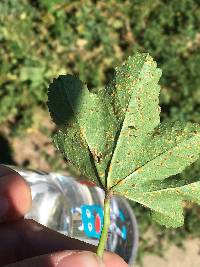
[5,165,139,266]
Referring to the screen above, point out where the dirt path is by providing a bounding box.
[135,238,200,267]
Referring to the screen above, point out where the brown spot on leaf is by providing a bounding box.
[109,164,112,173]
[105,143,109,149]
[176,189,182,195]
[128,125,136,130]
[91,148,103,163]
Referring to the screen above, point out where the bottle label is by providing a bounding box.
[81,204,127,240]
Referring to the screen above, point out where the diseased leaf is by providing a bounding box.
[112,121,200,227]
[54,124,99,185]
[48,74,118,187]
[113,121,200,189]
[106,54,162,188]
[120,181,200,227]
[47,53,200,228]
[105,54,160,121]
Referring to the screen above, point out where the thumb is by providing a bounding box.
[4,250,104,267]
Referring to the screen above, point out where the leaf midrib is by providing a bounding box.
[106,58,149,189]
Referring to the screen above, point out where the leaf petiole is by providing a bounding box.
[96,192,111,258]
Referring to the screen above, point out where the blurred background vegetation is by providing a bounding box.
[0,0,200,264]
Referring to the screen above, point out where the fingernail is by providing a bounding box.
[0,196,9,218]
[57,252,104,267]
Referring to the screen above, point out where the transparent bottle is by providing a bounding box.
[6,166,139,266]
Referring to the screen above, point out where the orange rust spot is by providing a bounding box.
[124,189,129,195]
[105,143,109,149]
[135,167,143,173]
[80,127,85,137]
[160,161,165,166]
[99,172,104,177]
[117,179,126,186]
[176,189,182,194]
[132,80,136,85]
[109,164,112,172]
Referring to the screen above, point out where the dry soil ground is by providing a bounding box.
[135,238,200,267]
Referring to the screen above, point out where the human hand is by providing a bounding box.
[0,165,128,267]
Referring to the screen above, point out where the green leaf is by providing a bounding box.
[113,121,200,189]
[123,181,200,228]
[113,121,200,227]
[53,124,98,185]
[106,54,162,188]
[47,53,200,228]
[48,74,118,187]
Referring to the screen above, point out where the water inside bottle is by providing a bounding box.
[5,166,138,266]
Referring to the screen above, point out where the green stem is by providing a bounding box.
[97,193,111,258]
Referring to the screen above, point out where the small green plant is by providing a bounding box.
[47,53,200,258]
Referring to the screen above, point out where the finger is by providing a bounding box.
[4,251,102,267]
[0,219,96,265]
[0,165,32,222]
[103,252,129,267]
[0,219,128,267]
[4,250,128,267]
